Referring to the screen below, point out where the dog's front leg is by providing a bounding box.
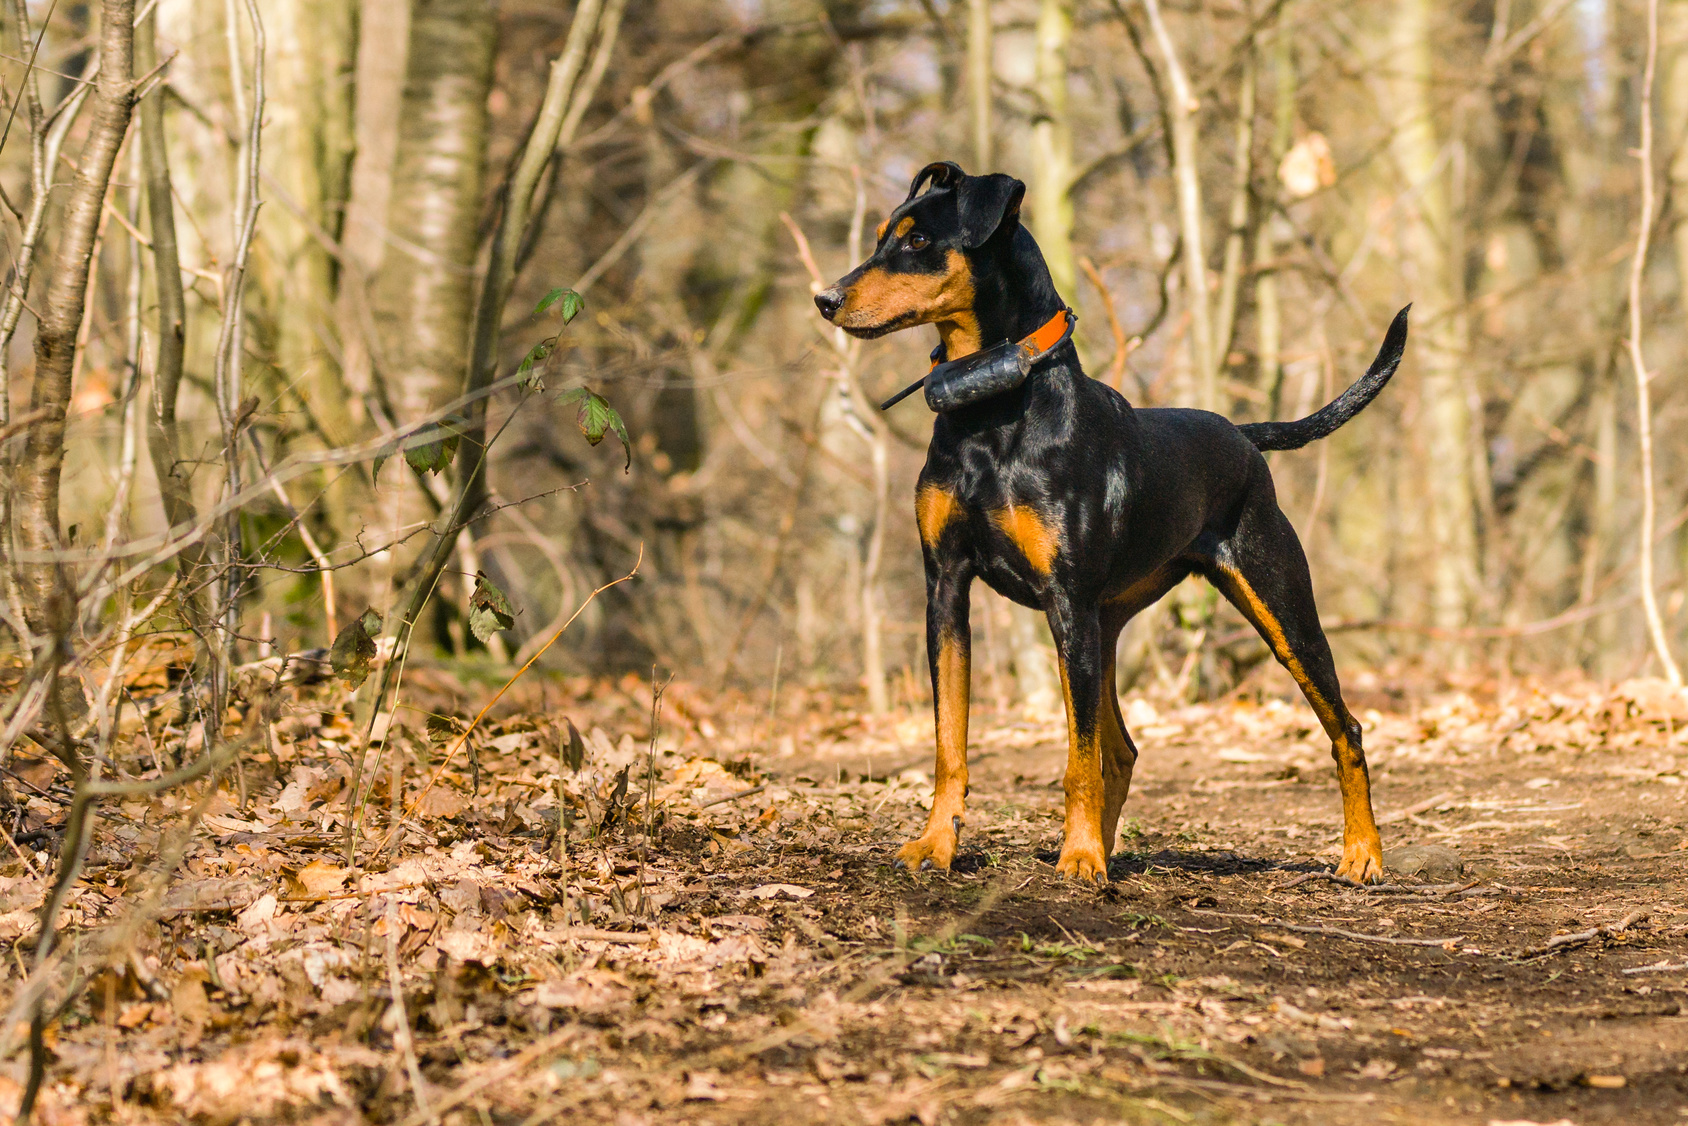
[1048,600,1109,884]
[896,562,972,872]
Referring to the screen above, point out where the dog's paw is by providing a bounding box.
[1054,841,1109,885]
[895,820,959,873]
[1335,838,1385,885]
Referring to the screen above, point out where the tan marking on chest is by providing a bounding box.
[917,485,960,547]
[991,505,1059,575]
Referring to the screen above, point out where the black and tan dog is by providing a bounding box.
[815,161,1408,885]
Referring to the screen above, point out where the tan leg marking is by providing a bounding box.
[990,505,1059,576]
[1054,662,1109,883]
[916,485,959,549]
[1218,564,1384,884]
[897,638,969,872]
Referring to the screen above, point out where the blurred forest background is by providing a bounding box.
[5,0,1688,726]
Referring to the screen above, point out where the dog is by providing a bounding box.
[814,161,1408,885]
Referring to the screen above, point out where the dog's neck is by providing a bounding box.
[937,224,1066,362]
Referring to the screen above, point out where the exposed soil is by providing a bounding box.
[6,666,1688,1124]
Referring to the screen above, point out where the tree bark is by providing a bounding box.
[137,9,208,617]
[968,0,992,169]
[1385,0,1478,634]
[1029,0,1076,299]
[1142,0,1216,410]
[337,0,413,402]
[252,0,358,445]
[374,0,496,429]
[1255,13,1294,407]
[14,0,136,631]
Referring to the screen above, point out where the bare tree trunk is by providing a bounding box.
[1255,12,1294,406]
[375,0,496,429]
[1665,0,1688,332]
[369,0,495,649]
[14,0,136,632]
[1142,0,1216,411]
[253,0,357,443]
[969,0,993,169]
[1029,0,1075,298]
[1385,0,1478,635]
[336,0,413,404]
[136,10,207,622]
[1629,0,1681,684]
[994,0,1063,713]
[1212,37,1256,377]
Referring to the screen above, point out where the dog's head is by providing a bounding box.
[815,162,1025,355]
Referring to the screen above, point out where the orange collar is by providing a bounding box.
[931,308,1073,370]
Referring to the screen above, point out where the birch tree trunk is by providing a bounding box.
[370,0,494,647]
[374,0,495,432]
[1385,0,1478,634]
[15,0,136,633]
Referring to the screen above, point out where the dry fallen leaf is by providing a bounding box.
[289,859,349,898]
[417,787,469,819]
[741,883,812,900]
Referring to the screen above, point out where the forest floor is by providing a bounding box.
[4,659,1688,1125]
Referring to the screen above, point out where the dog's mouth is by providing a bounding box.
[833,307,924,339]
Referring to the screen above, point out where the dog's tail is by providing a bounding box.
[1238,305,1410,452]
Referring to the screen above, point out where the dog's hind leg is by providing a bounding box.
[1096,566,1185,857]
[1098,606,1137,859]
[1204,485,1385,884]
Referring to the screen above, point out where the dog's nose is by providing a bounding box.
[814,287,844,321]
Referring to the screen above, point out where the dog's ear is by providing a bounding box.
[907,161,966,200]
[954,173,1025,249]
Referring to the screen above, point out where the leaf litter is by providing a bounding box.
[2,666,1687,1123]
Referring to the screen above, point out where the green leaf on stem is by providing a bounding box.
[535,287,584,324]
[468,572,516,643]
[556,386,632,471]
[405,415,466,475]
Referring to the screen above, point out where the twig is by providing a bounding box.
[1621,960,1688,975]
[1078,255,1134,390]
[386,919,435,1123]
[700,783,768,809]
[544,926,652,944]
[1266,921,1464,949]
[1376,791,1458,824]
[1514,910,1650,960]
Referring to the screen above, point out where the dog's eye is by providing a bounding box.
[908,233,929,251]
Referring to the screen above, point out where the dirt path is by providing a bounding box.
[7,671,1688,1124]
